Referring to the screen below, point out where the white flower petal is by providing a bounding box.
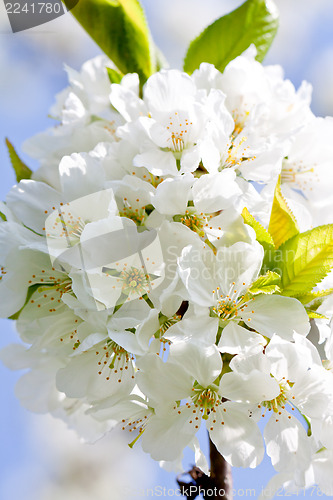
[190,436,209,475]
[218,322,266,355]
[134,148,177,176]
[192,171,241,213]
[165,312,219,347]
[208,402,264,468]
[152,175,194,215]
[312,415,333,450]
[180,146,201,173]
[136,353,193,405]
[59,152,105,200]
[215,241,263,295]
[292,365,332,418]
[6,180,63,234]
[264,413,312,473]
[178,244,216,307]
[219,370,280,404]
[110,82,146,121]
[144,69,196,115]
[312,449,333,496]
[141,407,197,462]
[242,295,310,339]
[170,342,222,388]
[136,308,160,352]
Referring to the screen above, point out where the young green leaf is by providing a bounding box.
[248,271,281,296]
[183,0,279,74]
[242,207,275,269]
[305,308,327,320]
[268,176,299,249]
[279,225,333,297]
[297,288,333,306]
[63,0,155,84]
[5,138,32,182]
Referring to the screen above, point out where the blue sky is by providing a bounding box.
[1,1,333,498]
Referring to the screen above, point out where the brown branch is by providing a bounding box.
[177,437,233,500]
[209,437,233,499]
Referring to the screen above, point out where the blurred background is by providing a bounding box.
[1,1,333,498]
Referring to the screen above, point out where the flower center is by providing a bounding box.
[192,384,219,420]
[262,380,291,413]
[212,285,253,322]
[119,198,147,226]
[120,266,151,296]
[166,111,193,153]
[232,109,250,136]
[281,160,319,194]
[96,339,135,383]
[103,119,117,137]
[224,136,249,169]
[174,208,209,237]
[28,273,73,314]
[46,205,86,246]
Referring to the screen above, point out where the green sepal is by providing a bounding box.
[278,225,333,298]
[5,138,32,182]
[63,0,156,85]
[248,271,281,295]
[183,0,279,74]
[107,67,123,83]
[221,352,234,377]
[8,283,41,320]
[0,212,6,222]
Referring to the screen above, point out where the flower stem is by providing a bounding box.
[209,437,233,499]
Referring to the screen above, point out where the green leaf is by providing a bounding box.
[268,175,299,249]
[106,67,123,84]
[279,225,333,297]
[248,271,281,295]
[63,0,155,84]
[0,212,6,222]
[183,0,279,74]
[297,288,333,306]
[5,138,32,182]
[241,207,275,269]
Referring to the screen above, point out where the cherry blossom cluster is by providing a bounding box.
[1,46,333,497]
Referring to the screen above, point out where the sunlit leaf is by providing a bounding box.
[184,0,279,74]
